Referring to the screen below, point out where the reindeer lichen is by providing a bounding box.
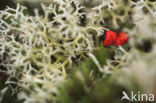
[0,0,156,103]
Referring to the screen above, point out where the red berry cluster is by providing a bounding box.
[103,30,128,47]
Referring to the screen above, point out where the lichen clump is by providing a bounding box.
[0,0,156,103]
[0,0,103,102]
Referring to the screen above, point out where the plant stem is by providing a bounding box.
[88,52,104,73]
[119,46,127,54]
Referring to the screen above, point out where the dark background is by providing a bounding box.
[0,0,16,10]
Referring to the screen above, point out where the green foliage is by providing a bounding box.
[57,46,130,103]
[57,65,126,103]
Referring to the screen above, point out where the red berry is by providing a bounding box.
[103,30,117,46]
[115,32,128,47]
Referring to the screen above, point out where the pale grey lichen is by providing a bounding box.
[0,0,156,103]
[0,0,104,102]
[110,10,156,94]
